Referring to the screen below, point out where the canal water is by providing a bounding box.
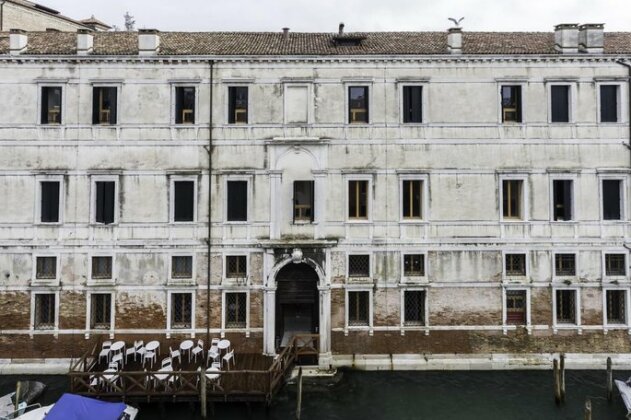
[1,369,630,419]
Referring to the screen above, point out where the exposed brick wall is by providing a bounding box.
[0,292,30,329]
[249,291,263,328]
[59,291,86,330]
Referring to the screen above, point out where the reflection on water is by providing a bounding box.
[1,369,629,419]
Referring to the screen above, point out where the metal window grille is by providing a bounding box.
[90,294,111,329]
[172,256,193,278]
[555,254,576,276]
[605,254,626,276]
[226,256,247,278]
[348,255,370,277]
[348,291,369,326]
[606,290,626,324]
[403,254,425,276]
[404,290,425,326]
[505,254,526,276]
[171,293,192,329]
[92,257,112,279]
[505,290,527,325]
[402,180,422,219]
[34,294,55,330]
[502,180,522,219]
[36,256,57,279]
[225,292,247,328]
[556,290,576,324]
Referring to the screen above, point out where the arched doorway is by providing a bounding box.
[275,262,319,348]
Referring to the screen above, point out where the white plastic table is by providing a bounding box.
[180,340,194,362]
[218,339,230,352]
[146,340,160,355]
[110,341,125,353]
[205,367,220,381]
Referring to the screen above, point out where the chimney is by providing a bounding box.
[447,27,462,54]
[138,29,160,56]
[579,24,604,54]
[76,29,94,56]
[339,22,345,36]
[282,27,289,41]
[9,29,27,55]
[554,24,579,53]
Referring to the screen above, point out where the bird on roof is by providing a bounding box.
[448,17,465,28]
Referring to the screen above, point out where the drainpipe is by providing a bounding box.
[0,1,5,32]
[206,60,214,344]
[615,59,631,166]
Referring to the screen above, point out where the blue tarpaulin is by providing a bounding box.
[44,393,126,420]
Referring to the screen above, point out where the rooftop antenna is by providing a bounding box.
[448,17,465,28]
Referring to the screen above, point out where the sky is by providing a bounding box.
[44,0,631,32]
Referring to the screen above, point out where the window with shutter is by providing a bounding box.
[40,181,60,223]
[550,85,570,123]
[402,86,422,123]
[174,180,195,222]
[95,181,116,224]
[602,179,622,220]
[600,85,619,123]
[227,180,248,222]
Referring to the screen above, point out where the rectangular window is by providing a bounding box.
[173,180,195,222]
[90,293,112,329]
[293,181,314,222]
[172,256,193,279]
[95,181,115,225]
[605,254,626,276]
[501,85,522,123]
[92,87,117,125]
[348,180,368,219]
[555,289,576,324]
[403,254,425,277]
[40,181,60,223]
[36,256,57,279]
[349,86,369,124]
[175,86,195,124]
[505,290,527,325]
[402,86,422,123]
[403,290,426,326]
[606,290,626,324]
[170,293,192,329]
[34,294,55,330]
[41,86,62,124]
[402,180,422,219]
[505,254,526,276]
[553,180,573,221]
[550,85,570,123]
[92,256,113,280]
[226,255,247,278]
[600,85,619,123]
[225,292,247,328]
[502,180,523,219]
[348,255,370,278]
[227,180,248,222]
[603,179,622,221]
[348,291,369,327]
[555,254,576,276]
[228,86,248,124]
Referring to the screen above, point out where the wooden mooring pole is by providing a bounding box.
[553,358,561,405]
[200,369,207,419]
[296,367,303,420]
[584,399,592,420]
[560,353,566,402]
[607,357,613,402]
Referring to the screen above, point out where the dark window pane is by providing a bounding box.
[505,254,526,276]
[556,290,576,323]
[605,254,626,276]
[36,256,57,279]
[348,255,370,277]
[171,293,192,328]
[349,86,369,123]
[225,292,247,328]
[555,254,576,276]
[404,290,425,325]
[293,181,314,222]
[403,254,425,276]
[41,87,62,124]
[551,85,570,123]
[606,290,626,323]
[229,87,248,124]
[175,87,195,124]
[502,180,523,219]
[603,180,622,220]
[227,181,248,221]
[402,180,422,219]
[172,256,193,278]
[40,181,60,223]
[506,290,527,325]
[174,181,195,222]
[403,86,422,123]
[348,291,369,326]
[91,294,111,328]
[34,294,55,330]
[92,256,112,279]
[92,87,117,124]
[501,86,521,123]
[348,180,368,219]
[226,255,247,278]
[95,181,115,224]
[600,85,618,123]
[553,180,573,221]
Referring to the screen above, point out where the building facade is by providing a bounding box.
[1,25,631,366]
[0,0,109,32]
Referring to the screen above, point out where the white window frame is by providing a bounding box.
[596,82,623,124]
[345,287,373,333]
[221,290,250,336]
[224,82,252,125]
[85,291,115,335]
[170,82,201,126]
[223,252,249,284]
[497,81,527,125]
[169,175,198,224]
[37,83,66,126]
[30,290,60,334]
[397,81,428,125]
[90,175,119,225]
[501,286,531,334]
[546,81,577,124]
[602,287,630,329]
[398,173,429,223]
[344,82,373,125]
[499,175,529,222]
[346,252,372,281]
[283,82,313,125]
[88,253,115,285]
[599,175,627,222]
[166,289,196,337]
[345,175,373,223]
[400,287,429,330]
[400,251,429,283]
[602,250,628,280]
[91,83,121,126]
[169,253,196,284]
[549,174,577,223]
[34,175,64,225]
[552,287,581,331]
[552,251,578,280]
[223,175,252,224]
[32,253,61,286]
[502,250,529,280]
